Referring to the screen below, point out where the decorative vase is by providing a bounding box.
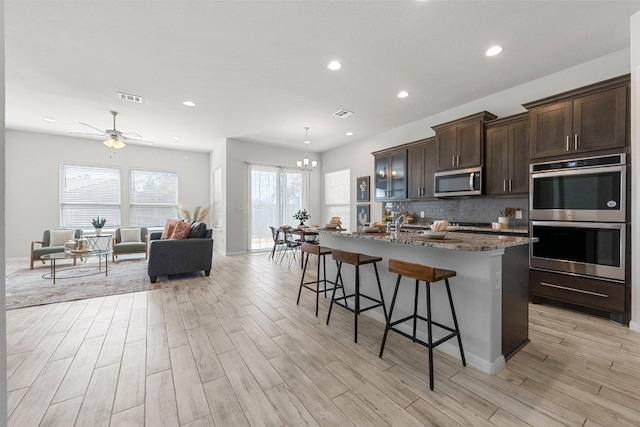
[95,228,102,236]
[299,221,305,227]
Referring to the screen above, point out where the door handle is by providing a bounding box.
[566,136,570,151]
[574,134,578,151]
[469,173,474,191]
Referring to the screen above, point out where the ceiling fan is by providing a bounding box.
[71,111,153,149]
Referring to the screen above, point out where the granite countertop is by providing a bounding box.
[401,223,529,235]
[319,230,536,252]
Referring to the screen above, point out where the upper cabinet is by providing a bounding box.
[432,111,497,171]
[407,138,436,199]
[524,75,629,160]
[373,147,407,201]
[485,114,529,196]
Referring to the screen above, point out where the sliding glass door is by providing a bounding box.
[249,164,303,252]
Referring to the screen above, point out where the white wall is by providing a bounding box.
[5,130,211,258]
[321,48,632,232]
[1,0,9,419]
[225,138,321,255]
[210,138,227,255]
[631,12,640,332]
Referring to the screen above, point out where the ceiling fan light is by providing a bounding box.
[103,137,117,148]
[112,139,126,149]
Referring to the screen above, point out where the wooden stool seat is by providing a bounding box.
[388,259,456,283]
[326,249,387,343]
[380,258,466,390]
[331,249,382,266]
[297,244,336,317]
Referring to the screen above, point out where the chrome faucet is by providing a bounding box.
[394,214,406,240]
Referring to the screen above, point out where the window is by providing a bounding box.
[129,169,178,227]
[248,164,304,251]
[60,164,121,229]
[325,168,350,228]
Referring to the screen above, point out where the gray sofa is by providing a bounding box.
[147,226,213,283]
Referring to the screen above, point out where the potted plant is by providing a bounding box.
[92,216,107,236]
[293,209,310,227]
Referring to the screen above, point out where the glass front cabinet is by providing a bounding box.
[374,148,407,201]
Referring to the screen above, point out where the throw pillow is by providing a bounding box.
[120,228,141,243]
[161,219,181,239]
[188,221,207,238]
[170,221,191,240]
[50,229,75,246]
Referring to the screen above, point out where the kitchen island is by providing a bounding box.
[319,230,535,374]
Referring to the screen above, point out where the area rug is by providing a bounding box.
[4,256,196,310]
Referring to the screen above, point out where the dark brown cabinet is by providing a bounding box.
[485,115,529,196]
[407,138,436,199]
[525,77,628,160]
[432,111,497,171]
[373,148,407,201]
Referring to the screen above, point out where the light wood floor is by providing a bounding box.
[6,253,640,426]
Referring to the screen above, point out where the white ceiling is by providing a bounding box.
[5,1,640,153]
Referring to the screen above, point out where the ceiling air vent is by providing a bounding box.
[117,92,143,103]
[333,109,354,118]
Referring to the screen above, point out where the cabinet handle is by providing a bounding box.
[509,179,512,192]
[452,155,455,167]
[574,134,578,151]
[566,136,570,151]
[540,282,608,298]
[503,179,506,192]
[457,155,460,166]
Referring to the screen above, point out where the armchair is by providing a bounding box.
[112,227,149,262]
[30,229,83,269]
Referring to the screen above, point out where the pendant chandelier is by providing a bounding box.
[297,127,317,170]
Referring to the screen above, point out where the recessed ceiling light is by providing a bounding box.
[304,139,311,145]
[327,61,342,71]
[397,91,409,98]
[172,136,180,140]
[346,132,354,136]
[43,117,56,122]
[485,45,503,57]
[182,101,196,107]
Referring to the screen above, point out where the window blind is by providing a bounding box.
[129,169,178,227]
[60,164,121,229]
[325,169,350,227]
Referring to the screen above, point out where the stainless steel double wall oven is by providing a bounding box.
[529,154,627,282]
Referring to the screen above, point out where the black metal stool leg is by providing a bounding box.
[297,252,310,306]
[323,255,328,298]
[445,279,466,366]
[379,274,402,358]
[426,281,434,390]
[373,262,388,322]
[315,253,321,316]
[413,279,419,342]
[354,265,360,343]
[326,261,342,325]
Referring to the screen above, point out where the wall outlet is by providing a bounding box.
[515,209,523,220]
[420,211,425,218]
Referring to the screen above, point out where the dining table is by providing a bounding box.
[286,227,346,268]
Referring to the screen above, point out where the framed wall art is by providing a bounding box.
[357,176,370,202]
[357,204,370,226]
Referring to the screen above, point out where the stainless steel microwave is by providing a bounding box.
[434,167,482,197]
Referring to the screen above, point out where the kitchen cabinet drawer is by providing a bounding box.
[529,269,625,313]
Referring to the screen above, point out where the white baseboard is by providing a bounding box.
[630,320,640,333]
[225,251,247,256]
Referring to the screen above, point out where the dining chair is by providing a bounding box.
[269,226,285,261]
[279,228,301,268]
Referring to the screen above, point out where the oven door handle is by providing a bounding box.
[469,173,474,191]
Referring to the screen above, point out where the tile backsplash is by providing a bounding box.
[386,197,529,227]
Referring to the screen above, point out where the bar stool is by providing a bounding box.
[379,259,466,390]
[326,249,387,343]
[297,243,336,316]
